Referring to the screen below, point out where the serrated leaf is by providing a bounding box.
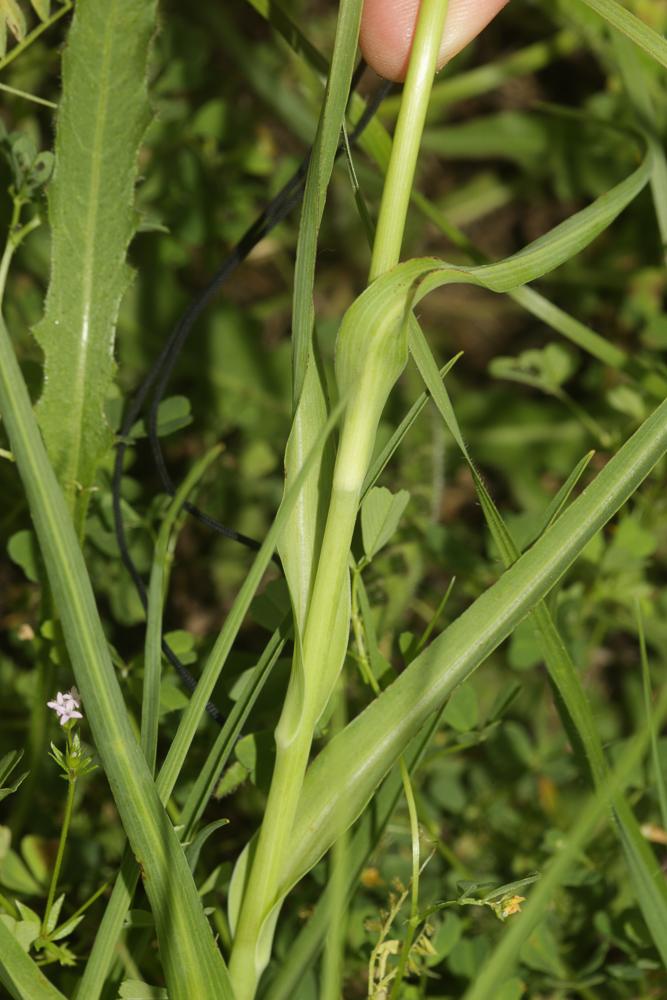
[214,760,250,800]
[32,0,158,525]
[360,486,410,560]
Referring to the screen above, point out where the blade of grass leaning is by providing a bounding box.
[290,0,362,406]
[354,102,634,372]
[361,355,461,499]
[577,0,667,69]
[179,620,289,840]
[519,450,595,550]
[0,329,234,1000]
[143,445,223,774]
[279,392,667,897]
[265,710,447,1000]
[225,9,364,995]
[277,0,361,670]
[613,34,667,261]
[462,685,667,1000]
[637,601,667,830]
[410,322,667,963]
[32,0,157,533]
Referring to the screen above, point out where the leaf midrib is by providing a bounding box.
[64,0,117,501]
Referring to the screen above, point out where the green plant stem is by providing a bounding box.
[389,760,422,1000]
[0,82,57,107]
[42,761,76,934]
[11,640,54,838]
[229,479,360,999]
[230,5,448,994]
[47,879,111,940]
[319,687,349,1000]
[369,0,449,279]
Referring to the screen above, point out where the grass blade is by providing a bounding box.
[0,917,66,1000]
[0,314,234,998]
[577,0,667,68]
[143,446,223,775]
[280,393,667,895]
[462,687,667,1000]
[290,0,362,405]
[79,402,344,998]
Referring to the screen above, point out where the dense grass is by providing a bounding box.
[0,1,666,998]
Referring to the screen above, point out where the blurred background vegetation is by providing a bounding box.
[1,0,667,995]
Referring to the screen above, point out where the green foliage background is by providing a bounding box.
[0,0,667,996]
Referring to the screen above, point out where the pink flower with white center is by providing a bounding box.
[47,689,83,726]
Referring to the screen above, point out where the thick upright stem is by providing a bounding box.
[229,4,449,995]
[370,0,449,280]
[229,452,364,1000]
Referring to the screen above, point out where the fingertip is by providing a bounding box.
[360,0,510,83]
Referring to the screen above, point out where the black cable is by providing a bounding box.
[112,64,394,724]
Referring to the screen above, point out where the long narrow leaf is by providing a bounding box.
[281,394,667,895]
[290,0,362,405]
[79,401,345,999]
[577,0,667,68]
[143,446,223,774]
[462,686,667,999]
[0,315,233,999]
[0,917,66,1000]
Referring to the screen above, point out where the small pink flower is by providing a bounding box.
[47,689,83,726]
